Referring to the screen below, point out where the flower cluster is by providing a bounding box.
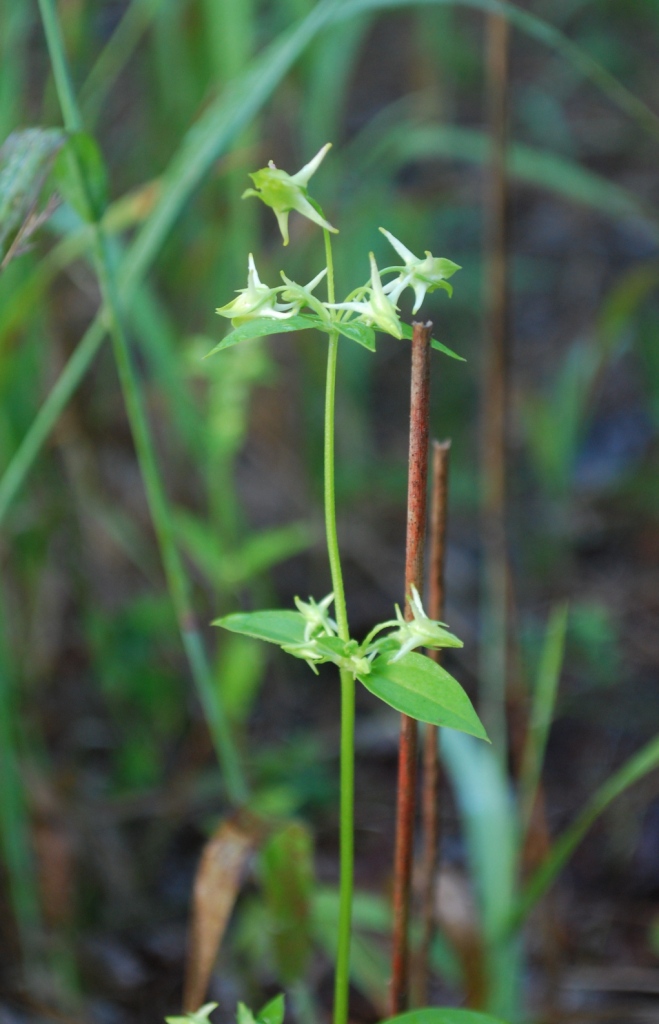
[277,587,462,679]
[216,144,460,337]
[216,254,327,326]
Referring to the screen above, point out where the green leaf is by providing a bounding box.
[207,314,326,355]
[400,323,465,361]
[237,1004,257,1024]
[440,732,520,1016]
[358,652,487,739]
[381,1010,508,1024]
[214,609,306,647]
[54,132,108,222]
[335,319,376,351]
[0,127,65,255]
[261,824,314,984]
[256,996,285,1024]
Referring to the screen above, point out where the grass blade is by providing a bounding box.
[512,732,659,931]
[441,731,521,1020]
[518,604,568,836]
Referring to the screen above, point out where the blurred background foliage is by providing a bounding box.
[1,0,659,1021]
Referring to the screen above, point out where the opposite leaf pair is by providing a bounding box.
[214,590,487,741]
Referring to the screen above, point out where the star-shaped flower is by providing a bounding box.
[279,267,329,321]
[386,585,463,662]
[379,228,460,314]
[294,592,337,640]
[328,252,403,339]
[215,254,293,326]
[242,143,338,246]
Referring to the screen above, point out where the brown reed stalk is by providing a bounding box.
[480,9,511,760]
[390,321,432,1015]
[413,439,451,1006]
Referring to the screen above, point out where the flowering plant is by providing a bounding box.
[209,144,489,1024]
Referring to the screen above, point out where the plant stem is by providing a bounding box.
[323,230,353,1024]
[37,0,248,807]
[414,438,451,1005]
[390,321,432,1015]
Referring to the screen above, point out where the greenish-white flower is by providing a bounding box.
[215,254,292,326]
[294,592,337,640]
[328,252,403,339]
[242,143,338,246]
[386,585,463,662]
[379,227,460,314]
[279,267,329,321]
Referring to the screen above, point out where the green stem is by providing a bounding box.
[37,0,248,806]
[323,230,353,1024]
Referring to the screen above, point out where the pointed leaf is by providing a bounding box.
[207,314,326,355]
[237,1005,257,1024]
[358,652,487,739]
[214,610,306,647]
[400,323,465,361]
[256,996,285,1024]
[335,320,376,351]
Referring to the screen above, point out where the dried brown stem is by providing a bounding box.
[480,9,510,758]
[390,321,432,1015]
[413,439,451,1005]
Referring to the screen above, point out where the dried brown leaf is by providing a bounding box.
[183,811,267,1013]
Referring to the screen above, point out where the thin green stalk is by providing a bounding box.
[323,229,353,1024]
[0,316,105,525]
[36,0,247,806]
